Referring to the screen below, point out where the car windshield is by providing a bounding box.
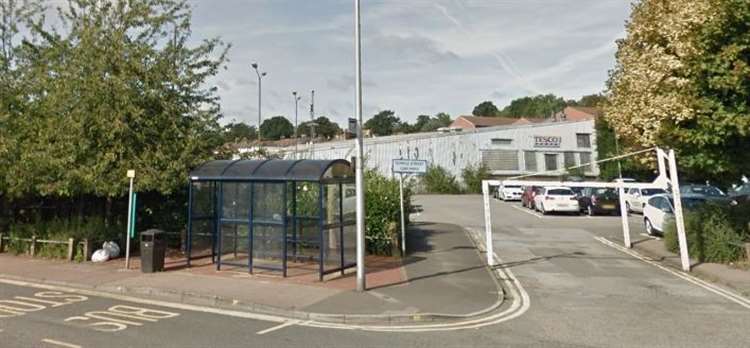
[505,185,521,188]
[682,185,725,196]
[548,189,574,195]
[641,188,665,196]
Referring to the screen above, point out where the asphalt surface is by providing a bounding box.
[1,194,749,347]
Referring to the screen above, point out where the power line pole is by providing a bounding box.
[309,90,316,157]
[293,91,301,159]
[354,0,366,292]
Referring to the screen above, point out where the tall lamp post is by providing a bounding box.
[251,62,267,142]
[292,91,301,159]
[354,0,366,292]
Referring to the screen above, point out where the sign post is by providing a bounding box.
[125,170,135,270]
[392,159,428,256]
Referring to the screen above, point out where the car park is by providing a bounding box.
[642,194,707,235]
[521,186,541,209]
[577,187,621,216]
[624,187,666,213]
[496,184,523,201]
[533,187,579,215]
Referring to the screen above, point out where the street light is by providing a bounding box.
[251,62,267,142]
[354,0,366,292]
[292,91,301,159]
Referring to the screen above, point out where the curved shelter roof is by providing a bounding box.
[189,159,354,182]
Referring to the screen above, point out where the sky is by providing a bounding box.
[186,0,632,127]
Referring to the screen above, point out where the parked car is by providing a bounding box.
[679,184,737,206]
[624,187,667,213]
[642,194,707,235]
[521,186,541,209]
[533,187,579,215]
[577,187,621,216]
[496,184,523,201]
[729,182,750,206]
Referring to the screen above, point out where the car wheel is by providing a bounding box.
[587,205,594,216]
[645,218,655,236]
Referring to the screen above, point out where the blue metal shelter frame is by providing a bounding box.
[186,159,357,280]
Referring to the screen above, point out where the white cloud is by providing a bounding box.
[186,0,631,126]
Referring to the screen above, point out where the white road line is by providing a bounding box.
[511,205,543,219]
[594,236,750,309]
[256,320,301,335]
[41,339,82,348]
[0,277,285,324]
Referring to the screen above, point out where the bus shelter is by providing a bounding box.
[186,159,357,280]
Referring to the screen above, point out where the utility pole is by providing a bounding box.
[293,91,301,159]
[309,90,317,158]
[251,63,267,142]
[354,0,366,292]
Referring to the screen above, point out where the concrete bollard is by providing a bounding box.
[30,236,36,257]
[67,238,75,261]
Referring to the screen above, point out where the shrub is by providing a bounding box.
[422,165,461,194]
[664,203,745,263]
[462,164,491,194]
[365,169,411,256]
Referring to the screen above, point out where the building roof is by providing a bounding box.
[450,115,546,129]
[561,106,602,121]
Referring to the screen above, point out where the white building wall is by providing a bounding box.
[272,120,598,180]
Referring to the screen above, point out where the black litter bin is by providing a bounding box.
[140,229,166,273]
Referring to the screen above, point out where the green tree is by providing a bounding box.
[606,0,750,183]
[424,112,452,131]
[499,94,566,118]
[472,101,500,116]
[6,0,228,202]
[223,122,257,143]
[260,116,294,140]
[298,116,341,139]
[574,94,607,108]
[365,110,401,136]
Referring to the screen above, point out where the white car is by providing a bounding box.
[642,194,706,235]
[624,188,666,213]
[534,187,580,215]
[496,184,523,201]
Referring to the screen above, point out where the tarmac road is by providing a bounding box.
[1,194,749,347]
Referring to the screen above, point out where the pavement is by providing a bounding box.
[0,221,503,324]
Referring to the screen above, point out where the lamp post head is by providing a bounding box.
[292,91,297,97]
[261,72,267,77]
[251,62,258,69]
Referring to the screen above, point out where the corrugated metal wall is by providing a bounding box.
[270,120,598,180]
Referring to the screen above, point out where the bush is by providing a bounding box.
[422,165,461,194]
[365,169,411,256]
[3,217,121,260]
[462,164,491,194]
[664,203,745,263]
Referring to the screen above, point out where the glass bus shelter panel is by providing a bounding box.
[253,225,284,269]
[288,218,320,264]
[322,183,341,226]
[191,182,215,217]
[221,183,251,220]
[322,227,343,273]
[342,183,356,221]
[293,182,320,217]
[190,219,214,258]
[219,223,249,265]
[252,183,286,271]
[253,183,285,221]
